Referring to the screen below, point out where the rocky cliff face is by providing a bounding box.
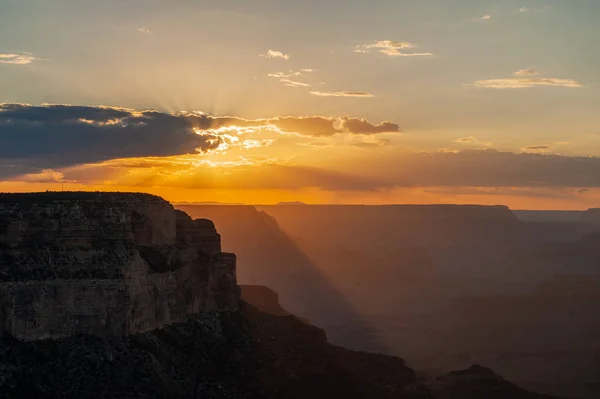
[0,192,238,340]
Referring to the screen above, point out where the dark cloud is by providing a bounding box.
[522,145,550,150]
[0,104,403,179]
[341,117,399,134]
[0,103,132,123]
[0,104,224,178]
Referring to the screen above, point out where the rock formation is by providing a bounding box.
[0,193,572,398]
[0,192,238,340]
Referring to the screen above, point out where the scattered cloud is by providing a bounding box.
[281,81,311,88]
[137,27,151,34]
[341,117,399,134]
[0,52,41,65]
[474,77,582,89]
[514,69,538,76]
[260,50,290,60]
[355,40,433,57]
[310,91,375,98]
[519,7,529,12]
[268,70,313,88]
[478,15,492,21]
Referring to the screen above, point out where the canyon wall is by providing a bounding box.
[0,192,238,340]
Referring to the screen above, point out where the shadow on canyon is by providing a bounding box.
[179,204,600,399]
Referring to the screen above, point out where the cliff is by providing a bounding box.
[0,300,565,399]
[0,192,238,340]
[0,194,574,398]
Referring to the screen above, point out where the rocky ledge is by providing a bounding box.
[0,192,238,340]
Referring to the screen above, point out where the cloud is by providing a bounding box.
[0,104,227,177]
[268,70,313,88]
[454,136,493,147]
[422,186,580,199]
[242,139,275,149]
[59,159,383,192]
[0,52,40,65]
[365,149,600,188]
[479,15,492,20]
[519,7,529,12]
[260,50,290,60]
[269,116,339,136]
[355,40,433,57]
[513,69,538,76]
[20,169,67,183]
[340,117,399,134]
[42,150,600,192]
[137,27,151,34]
[0,104,403,178]
[521,145,550,151]
[455,137,478,144]
[474,77,582,89]
[310,91,375,98]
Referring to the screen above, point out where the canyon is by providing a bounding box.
[0,193,576,398]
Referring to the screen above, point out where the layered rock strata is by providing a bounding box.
[0,192,238,340]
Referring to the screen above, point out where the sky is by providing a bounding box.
[1,0,600,209]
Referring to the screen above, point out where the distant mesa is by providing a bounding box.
[174,201,245,206]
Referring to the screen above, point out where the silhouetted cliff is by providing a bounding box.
[0,192,238,340]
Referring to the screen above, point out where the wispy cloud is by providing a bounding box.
[310,91,375,98]
[474,77,582,89]
[454,136,494,147]
[354,40,433,57]
[478,15,492,21]
[522,145,550,152]
[518,6,549,13]
[137,27,151,34]
[0,52,41,65]
[259,50,290,60]
[513,69,538,76]
[268,69,313,88]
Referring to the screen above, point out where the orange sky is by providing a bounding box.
[1,2,600,209]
